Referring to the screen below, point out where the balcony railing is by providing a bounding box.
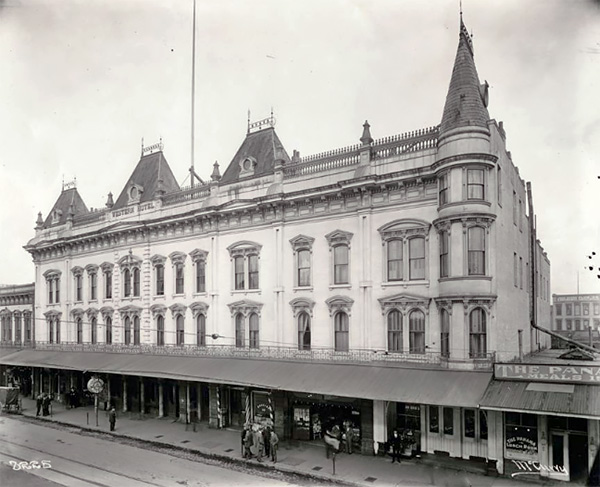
[25,342,495,369]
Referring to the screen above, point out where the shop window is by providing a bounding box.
[249,313,259,349]
[156,315,164,346]
[105,316,112,344]
[469,308,487,358]
[334,311,349,352]
[443,407,454,435]
[298,312,311,351]
[480,411,488,440]
[397,403,421,432]
[464,409,475,438]
[387,310,403,352]
[440,309,450,358]
[467,169,485,200]
[176,314,185,346]
[505,412,538,455]
[439,172,449,205]
[429,406,439,433]
[235,313,245,348]
[91,317,97,344]
[439,230,449,278]
[555,304,562,316]
[464,409,487,440]
[409,237,425,280]
[467,226,486,275]
[409,310,425,354]
[124,316,131,345]
[133,315,140,345]
[196,314,206,346]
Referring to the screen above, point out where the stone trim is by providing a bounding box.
[325,295,354,316]
[289,297,316,318]
[227,299,263,317]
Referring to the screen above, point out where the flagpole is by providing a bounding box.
[190,0,197,188]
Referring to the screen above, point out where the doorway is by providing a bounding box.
[569,434,588,482]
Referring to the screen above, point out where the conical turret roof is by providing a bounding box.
[439,18,490,138]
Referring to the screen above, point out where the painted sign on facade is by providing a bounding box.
[510,459,568,478]
[495,363,600,384]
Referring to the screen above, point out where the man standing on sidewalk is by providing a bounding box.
[109,406,117,431]
[35,393,43,417]
[390,430,401,463]
[269,430,279,463]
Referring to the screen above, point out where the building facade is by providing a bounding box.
[551,293,600,348]
[0,17,565,477]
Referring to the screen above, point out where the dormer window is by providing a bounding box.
[51,209,63,224]
[238,157,256,178]
[128,184,144,204]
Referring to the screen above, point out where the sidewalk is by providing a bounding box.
[15,397,568,487]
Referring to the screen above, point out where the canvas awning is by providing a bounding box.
[479,379,600,419]
[0,348,491,408]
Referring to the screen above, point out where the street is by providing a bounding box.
[0,416,304,487]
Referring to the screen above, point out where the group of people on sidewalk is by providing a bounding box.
[242,423,279,463]
[35,393,53,417]
[324,421,356,459]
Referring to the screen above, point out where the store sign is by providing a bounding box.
[495,363,600,384]
[554,295,599,302]
[506,435,537,454]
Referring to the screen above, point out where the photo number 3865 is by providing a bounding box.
[9,460,52,470]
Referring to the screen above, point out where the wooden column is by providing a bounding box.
[158,381,164,417]
[122,375,128,413]
[140,378,145,414]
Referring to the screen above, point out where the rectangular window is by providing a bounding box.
[513,191,517,225]
[583,304,589,315]
[467,227,485,276]
[566,304,572,316]
[497,166,502,206]
[555,319,562,331]
[584,319,589,328]
[234,256,245,290]
[594,304,600,315]
[575,319,581,331]
[441,310,450,358]
[467,169,485,199]
[104,271,112,299]
[90,273,97,300]
[334,245,349,284]
[443,407,454,435]
[439,172,449,205]
[518,199,523,231]
[555,304,562,316]
[196,261,206,293]
[575,304,581,315]
[387,240,403,281]
[429,406,439,433]
[175,264,184,294]
[440,231,449,278]
[48,280,54,304]
[248,255,259,289]
[514,253,518,287]
[519,257,523,289]
[75,275,82,301]
[156,265,165,295]
[55,279,60,303]
[133,268,140,296]
[409,238,425,280]
[480,410,488,440]
[297,249,311,287]
[464,409,475,438]
[25,314,31,343]
[249,314,259,349]
[566,319,572,330]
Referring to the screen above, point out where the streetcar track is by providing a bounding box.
[0,438,164,487]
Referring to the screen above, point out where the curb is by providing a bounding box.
[17,412,362,487]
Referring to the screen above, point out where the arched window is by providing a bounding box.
[235,313,245,348]
[76,318,83,344]
[440,309,450,358]
[196,314,206,346]
[124,316,131,345]
[133,315,140,345]
[387,240,403,281]
[467,227,485,276]
[409,310,425,354]
[333,245,349,285]
[156,315,164,346]
[105,316,112,344]
[48,319,54,344]
[469,308,487,358]
[334,312,349,352]
[387,310,403,352]
[123,269,131,297]
[298,312,311,351]
[91,317,97,344]
[249,313,259,349]
[409,237,425,280]
[133,268,141,296]
[176,314,185,346]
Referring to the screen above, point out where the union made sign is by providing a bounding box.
[495,363,600,384]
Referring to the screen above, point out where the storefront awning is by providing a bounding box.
[479,379,600,419]
[0,348,491,408]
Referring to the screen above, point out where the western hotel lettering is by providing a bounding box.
[495,363,600,384]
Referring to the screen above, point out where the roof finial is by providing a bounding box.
[459,0,462,18]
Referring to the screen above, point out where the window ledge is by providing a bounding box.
[172,293,187,299]
[439,276,492,282]
[293,286,313,292]
[381,280,430,288]
[438,200,491,211]
[193,292,208,297]
[154,294,166,299]
[329,284,352,291]
[89,299,98,304]
[231,290,261,296]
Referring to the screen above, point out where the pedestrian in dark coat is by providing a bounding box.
[255,428,265,462]
[263,426,271,458]
[42,393,51,416]
[389,430,401,463]
[109,407,117,431]
[269,430,279,463]
[345,424,354,454]
[243,428,253,459]
[36,393,43,417]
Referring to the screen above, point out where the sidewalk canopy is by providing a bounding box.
[479,379,600,419]
[0,349,491,408]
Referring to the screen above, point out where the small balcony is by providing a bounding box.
[29,342,495,370]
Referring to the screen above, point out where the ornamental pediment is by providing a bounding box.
[325,295,354,316]
[378,293,431,315]
[289,235,315,251]
[118,251,142,267]
[70,307,85,317]
[289,297,316,317]
[324,230,353,246]
[189,249,209,263]
[227,299,263,316]
[190,301,209,316]
[169,303,187,317]
[377,219,430,241]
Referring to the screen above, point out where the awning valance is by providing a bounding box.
[0,348,491,408]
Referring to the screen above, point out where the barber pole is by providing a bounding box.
[216,386,222,428]
[268,391,274,424]
[245,392,251,424]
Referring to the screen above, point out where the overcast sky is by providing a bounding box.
[1,0,598,295]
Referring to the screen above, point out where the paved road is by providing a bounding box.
[0,416,304,487]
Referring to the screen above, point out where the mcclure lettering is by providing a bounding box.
[495,363,600,384]
[511,459,568,477]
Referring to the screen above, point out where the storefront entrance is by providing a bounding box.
[548,416,588,482]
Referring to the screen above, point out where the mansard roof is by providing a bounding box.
[439,18,490,138]
[112,150,179,210]
[43,187,89,228]
[220,127,291,184]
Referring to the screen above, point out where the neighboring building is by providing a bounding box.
[551,293,600,348]
[1,17,557,476]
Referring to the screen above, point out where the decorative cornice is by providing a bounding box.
[150,304,167,318]
[119,305,142,317]
[433,212,496,230]
[85,264,99,274]
[70,307,85,317]
[43,310,62,318]
[432,153,498,172]
[377,218,431,242]
[118,250,142,268]
[227,241,262,258]
[99,306,114,318]
[100,262,114,272]
[85,307,99,318]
